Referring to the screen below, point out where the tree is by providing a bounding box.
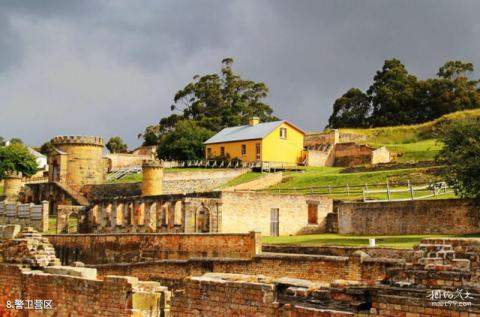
[157,121,214,161]
[437,60,474,80]
[0,136,5,146]
[435,122,480,202]
[141,58,277,146]
[9,138,23,145]
[106,136,128,154]
[39,141,55,156]
[0,143,38,178]
[327,88,371,128]
[367,59,419,127]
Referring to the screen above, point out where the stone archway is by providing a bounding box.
[196,206,210,233]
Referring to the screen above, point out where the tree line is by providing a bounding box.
[327,59,480,128]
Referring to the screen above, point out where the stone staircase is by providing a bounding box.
[53,181,89,206]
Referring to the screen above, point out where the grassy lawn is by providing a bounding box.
[371,139,443,163]
[223,172,264,188]
[263,233,480,249]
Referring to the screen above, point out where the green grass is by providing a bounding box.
[337,109,480,144]
[262,233,480,249]
[263,166,455,200]
[223,172,264,188]
[371,139,443,163]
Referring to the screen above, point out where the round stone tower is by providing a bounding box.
[141,160,163,196]
[3,172,23,202]
[51,136,105,188]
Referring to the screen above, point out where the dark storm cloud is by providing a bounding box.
[0,0,479,147]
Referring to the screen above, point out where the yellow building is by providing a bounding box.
[204,117,305,164]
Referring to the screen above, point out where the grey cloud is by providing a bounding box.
[0,0,480,147]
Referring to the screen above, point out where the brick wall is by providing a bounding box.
[94,253,400,288]
[262,244,409,258]
[46,232,260,265]
[0,264,169,316]
[336,199,480,235]
[220,191,333,235]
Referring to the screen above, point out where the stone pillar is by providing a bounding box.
[3,172,23,202]
[141,160,163,196]
[41,201,49,232]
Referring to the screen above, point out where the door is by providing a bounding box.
[308,203,318,224]
[270,208,279,236]
[255,143,261,160]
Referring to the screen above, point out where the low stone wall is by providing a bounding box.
[47,231,261,265]
[0,201,49,232]
[104,153,152,171]
[336,199,480,235]
[263,244,409,258]
[225,172,283,191]
[94,252,401,288]
[163,168,249,194]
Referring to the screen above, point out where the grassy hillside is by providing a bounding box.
[338,109,480,144]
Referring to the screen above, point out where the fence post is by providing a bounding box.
[328,185,332,194]
[408,180,414,200]
[362,186,366,202]
[346,184,350,196]
[386,180,391,201]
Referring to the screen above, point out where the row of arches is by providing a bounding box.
[89,200,211,233]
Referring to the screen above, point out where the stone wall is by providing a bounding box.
[262,244,409,258]
[371,146,391,164]
[163,168,249,194]
[336,199,480,235]
[47,231,260,265]
[305,146,335,167]
[94,252,401,288]
[104,153,152,171]
[225,172,283,191]
[304,130,339,147]
[0,226,171,316]
[0,201,49,232]
[220,191,333,235]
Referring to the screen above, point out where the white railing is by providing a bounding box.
[362,181,452,202]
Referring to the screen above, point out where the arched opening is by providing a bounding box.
[196,206,210,233]
[52,160,60,182]
[67,212,79,233]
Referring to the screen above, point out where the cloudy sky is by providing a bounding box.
[1,0,480,148]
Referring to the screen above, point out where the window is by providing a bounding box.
[308,203,318,224]
[255,143,261,160]
[241,144,246,156]
[220,146,225,157]
[280,127,287,139]
[270,208,279,236]
[207,148,212,158]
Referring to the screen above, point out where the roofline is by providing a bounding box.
[204,137,263,145]
[282,120,306,134]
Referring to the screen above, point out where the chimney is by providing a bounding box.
[248,117,260,126]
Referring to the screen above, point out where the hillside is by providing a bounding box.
[338,108,480,144]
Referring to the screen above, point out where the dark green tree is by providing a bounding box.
[39,141,55,156]
[367,59,418,127]
[0,136,5,146]
[437,60,474,80]
[157,121,214,161]
[9,138,23,145]
[327,88,371,128]
[435,122,480,202]
[0,143,38,178]
[141,58,277,146]
[106,136,128,153]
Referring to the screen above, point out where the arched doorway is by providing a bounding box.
[68,213,79,233]
[196,206,210,233]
